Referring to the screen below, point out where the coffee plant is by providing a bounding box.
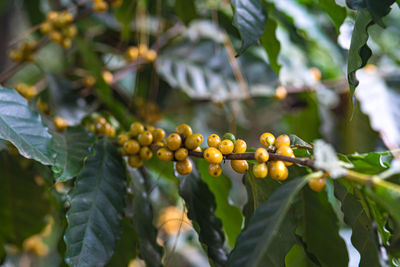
[1,0,400,266]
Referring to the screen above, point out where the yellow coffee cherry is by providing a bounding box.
[61,38,72,49]
[95,117,107,125]
[157,148,174,162]
[93,0,109,12]
[276,146,294,166]
[123,140,140,154]
[54,116,68,132]
[268,161,288,181]
[130,122,145,137]
[275,134,291,149]
[255,148,269,163]
[84,75,96,87]
[117,133,130,145]
[126,46,139,61]
[275,85,287,100]
[102,71,113,84]
[234,139,247,153]
[63,25,77,39]
[138,131,153,146]
[104,123,115,137]
[49,31,63,43]
[166,133,182,151]
[138,44,148,56]
[47,11,59,21]
[9,50,23,62]
[152,128,166,143]
[155,141,165,147]
[204,147,223,164]
[41,22,53,33]
[193,146,202,152]
[208,163,222,177]
[139,146,153,160]
[185,133,203,150]
[128,155,142,168]
[145,125,155,132]
[218,139,234,155]
[174,148,188,161]
[207,134,221,148]
[253,163,268,178]
[231,160,249,174]
[308,177,327,192]
[176,123,193,138]
[176,159,193,175]
[260,132,275,147]
[111,0,123,7]
[95,122,106,134]
[145,50,157,62]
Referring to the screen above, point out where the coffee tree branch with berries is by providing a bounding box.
[1,0,400,266]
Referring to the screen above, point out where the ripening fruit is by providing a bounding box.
[207,134,221,148]
[84,75,96,87]
[63,25,77,39]
[139,146,153,160]
[54,116,68,132]
[102,71,113,84]
[145,125,155,132]
[260,132,275,147]
[130,122,145,137]
[152,128,166,143]
[208,163,222,177]
[126,46,139,61]
[204,147,223,164]
[275,85,287,100]
[234,139,247,153]
[128,155,142,168]
[218,139,234,155]
[193,146,202,152]
[176,123,193,138]
[145,50,157,62]
[110,0,123,7]
[276,146,294,166]
[157,148,174,162]
[93,0,108,12]
[176,159,192,175]
[123,140,140,154]
[308,178,326,192]
[253,163,268,178]
[138,44,148,56]
[268,161,288,181]
[185,133,203,150]
[166,133,182,151]
[41,22,53,33]
[95,117,107,125]
[49,31,63,43]
[138,131,153,146]
[275,134,291,149]
[104,123,116,137]
[231,160,249,174]
[255,147,269,163]
[174,148,188,161]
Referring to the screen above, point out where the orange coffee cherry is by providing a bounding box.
[176,159,193,175]
[308,178,327,192]
[268,161,288,181]
[175,148,188,161]
[260,132,275,147]
[276,146,294,166]
[208,163,222,177]
[204,147,223,164]
[254,148,269,163]
[275,134,290,149]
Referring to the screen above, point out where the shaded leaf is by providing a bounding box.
[175,0,197,25]
[64,139,126,267]
[228,178,308,267]
[346,0,395,26]
[318,0,347,32]
[285,244,319,267]
[289,134,313,150]
[366,186,400,226]
[260,16,281,75]
[0,86,53,165]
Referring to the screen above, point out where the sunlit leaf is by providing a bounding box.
[339,150,392,174]
[318,0,346,32]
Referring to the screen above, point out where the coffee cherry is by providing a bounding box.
[152,128,166,143]
[126,46,139,61]
[276,146,294,166]
[104,123,115,137]
[155,141,165,147]
[145,125,155,132]
[204,147,223,164]
[174,148,188,161]
[260,132,275,147]
[176,123,193,137]
[117,134,130,145]
[231,160,249,174]
[157,148,174,162]
[254,148,269,163]
[185,133,203,150]
[253,163,268,178]
[49,31,63,43]
[208,163,222,177]
[102,71,113,84]
[123,140,140,154]
[193,146,202,152]
[95,117,107,125]
[138,44,148,56]
[128,155,142,168]
[54,116,68,132]
[93,0,108,12]
[41,22,53,33]
[138,131,153,146]
[166,133,182,151]
[268,161,288,181]
[84,75,96,87]
[176,159,193,175]
[234,139,247,153]
[139,146,153,160]
[145,50,157,62]
[63,25,77,39]
[223,133,236,144]
[308,177,327,192]
[218,139,234,154]
[275,134,290,149]
[110,0,123,7]
[130,122,145,137]
[207,134,221,148]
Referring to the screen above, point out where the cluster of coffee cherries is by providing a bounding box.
[117,122,166,168]
[14,83,38,100]
[87,116,116,137]
[53,116,69,132]
[126,44,157,63]
[41,11,77,49]
[9,41,37,63]
[93,0,123,13]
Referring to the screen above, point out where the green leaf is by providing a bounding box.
[289,134,313,150]
[231,0,267,53]
[179,166,227,267]
[346,0,395,26]
[318,0,346,32]
[64,139,127,267]
[0,86,53,165]
[366,186,400,226]
[260,16,281,75]
[334,181,381,267]
[339,151,392,174]
[51,126,96,182]
[175,0,197,25]
[228,177,308,267]
[285,244,319,267]
[197,160,243,247]
[347,10,374,99]
[300,187,349,267]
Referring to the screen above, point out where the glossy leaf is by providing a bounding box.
[318,0,346,32]
[64,139,126,267]
[366,186,400,226]
[228,177,308,267]
[289,134,313,150]
[260,16,281,75]
[179,166,227,267]
[0,86,53,165]
[339,151,392,174]
[51,126,96,182]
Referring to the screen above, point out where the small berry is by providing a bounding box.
[130,122,144,137]
[260,132,275,147]
[145,125,155,132]
[208,163,222,177]
[138,44,148,56]
[174,148,188,161]
[253,163,268,178]
[84,75,96,87]
[126,46,139,61]
[268,161,288,181]
[166,133,182,151]
[104,123,115,137]
[102,71,113,84]
[308,177,327,192]
[138,131,153,146]
[152,128,166,143]
[118,134,130,145]
[223,133,236,144]
[95,117,107,125]
[176,159,193,175]
[155,141,165,147]
[275,85,287,100]
[193,146,202,152]
[63,25,77,39]
[176,123,193,138]
[123,140,140,154]
[204,147,223,164]
[61,38,72,49]
[110,0,123,7]
[234,139,247,153]
[276,146,294,166]
[93,0,109,12]
[49,31,63,43]
[275,134,290,149]
[40,22,53,33]
[157,148,174,162]
[231,160,249,174]
[128,155,142,168]
[54,116,68,132]
[185,133,203,150]
[139,146,153,160]
[218,139,234,154]
[145,50,157,62]
[255,148,269,163]
[207,134,221,148]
